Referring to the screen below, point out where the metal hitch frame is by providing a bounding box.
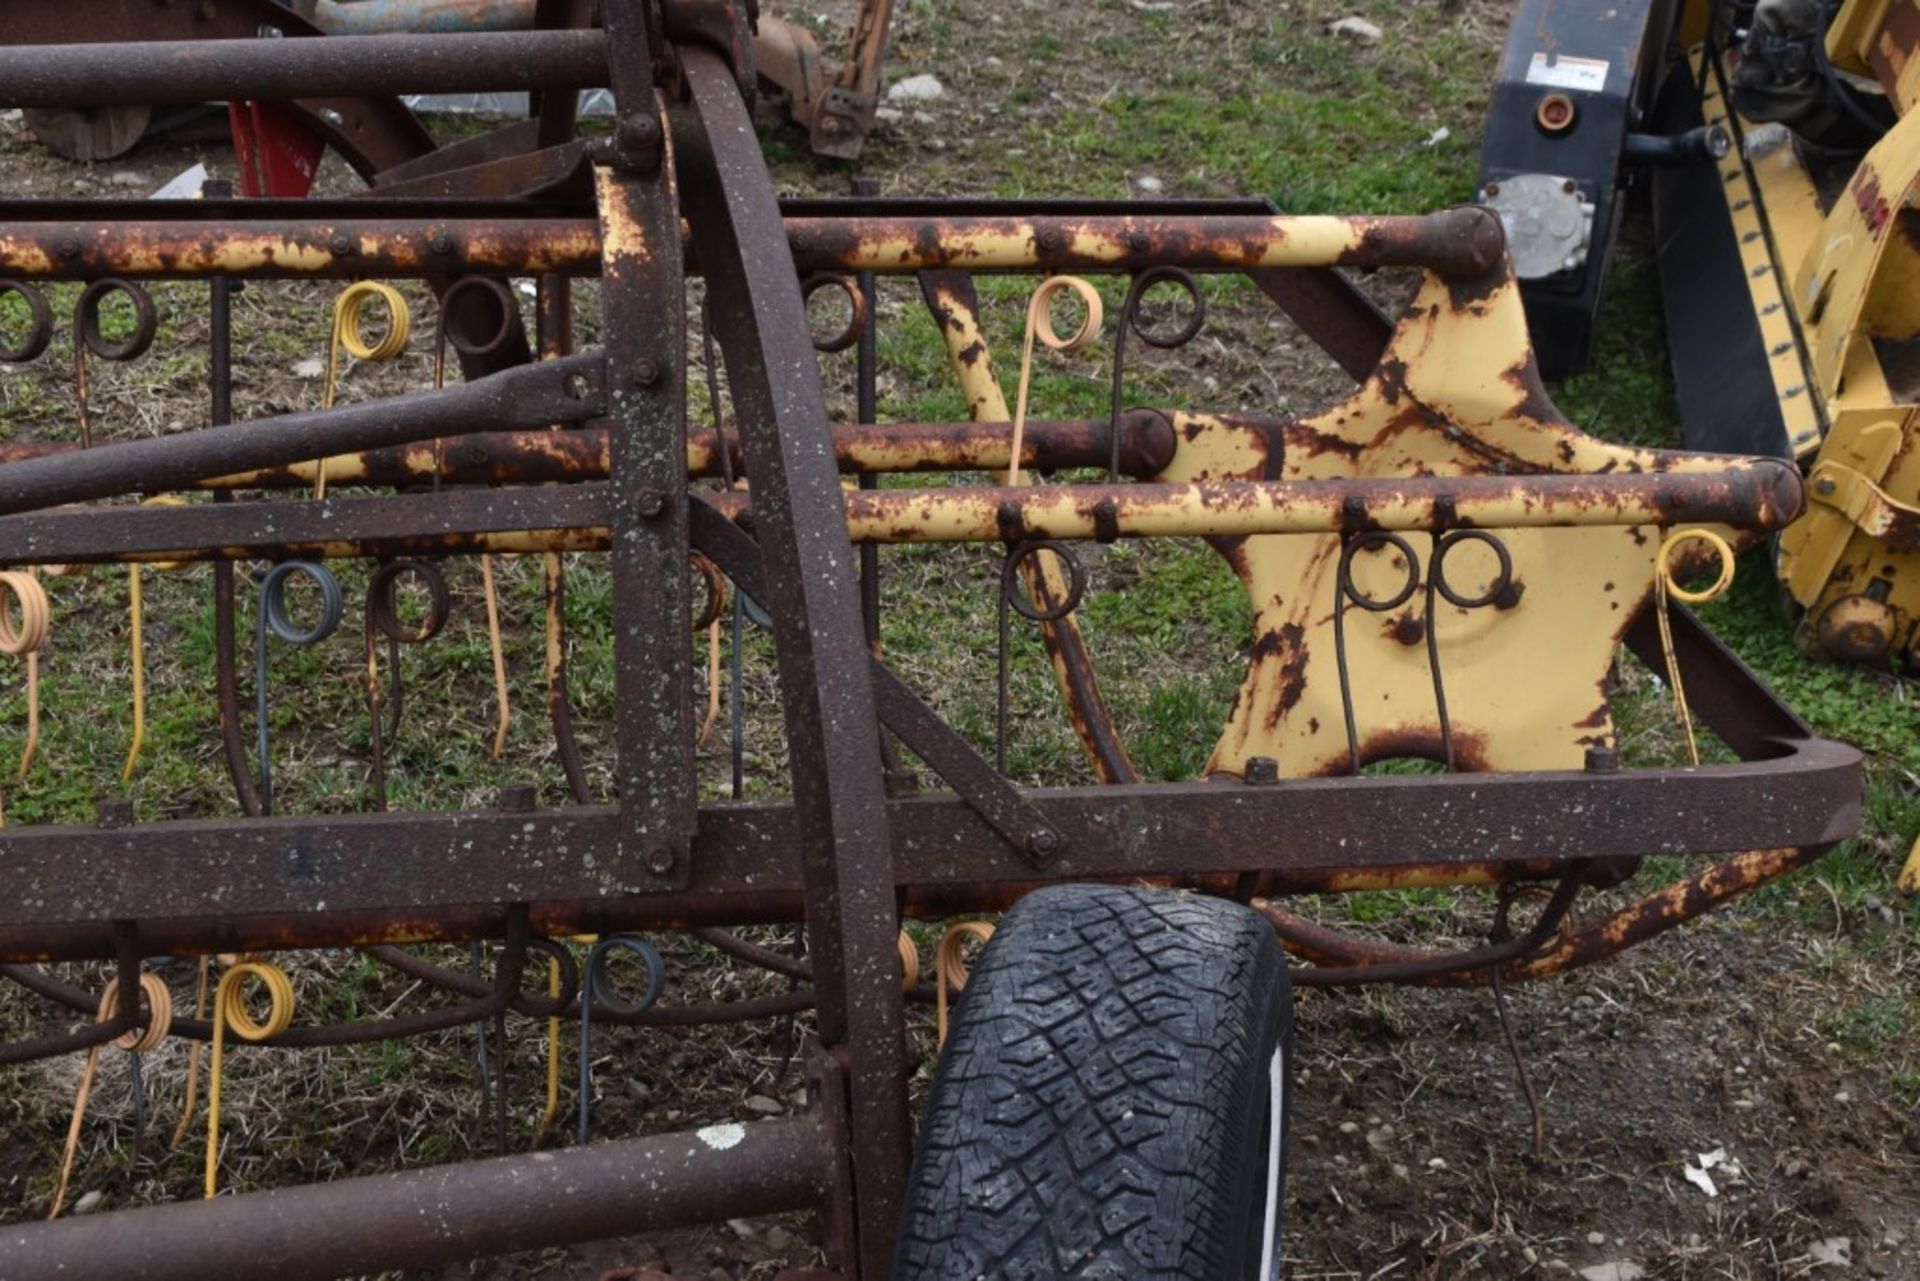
[0,6,1861,1278]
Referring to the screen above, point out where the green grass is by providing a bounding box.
[1823,993,1916,1063]
[1018,7,1493,210]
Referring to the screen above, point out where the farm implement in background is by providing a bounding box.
[0,2,1862,1277]
[16,0,899,162]
[1480,0,1920,678]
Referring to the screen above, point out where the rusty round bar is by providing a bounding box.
[0,217,602,281]
[0,413,1169,492]
[0,351,601,517]
[0,457,1802,568]
[1258,845,1829,987]
[723,463,1805,542]
[0,30,610,109]
[0,862,1581,964]
[0,1117,826,1281]
[781,206,1508,277]
[0,212,1502,280]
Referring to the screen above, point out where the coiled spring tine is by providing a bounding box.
[576,935,665,1145]
[255,562,344,815]
[1424,530,1514,772]
[995,540,1087,773]
[0,280,53,364]
[363,559,450,810]
[1333,532,1421,775]
[1107,266,1204,481]
[72,278,158,450]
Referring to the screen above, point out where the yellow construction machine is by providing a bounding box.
[1483,0,1920,671]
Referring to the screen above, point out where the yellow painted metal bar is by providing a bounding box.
[850,219,1374,271]
[1697,46,1826,456]
[0,222,603,280]
[812,471,1799,543]
[30,461,1797,567]
[785,208,1504,276]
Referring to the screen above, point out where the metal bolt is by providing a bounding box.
[1037,228,1065,253]
[57,239,79,258]
[635,489,667,518]
[646,846,676,875]
[1243,756,1280,785]
[319,108,346,128]
[633,357,661,387]
[498,783,537,813]
[1814,475,1837,496]
[431,234,456,256]
[617,112,663,173]
[330,234,354,256]
[1583,745,1621,773]
[620,112,662,151]
[1027,828,1061,857]
[1128,231,1150,252]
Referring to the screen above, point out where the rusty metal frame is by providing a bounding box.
[0,10,1863,1280]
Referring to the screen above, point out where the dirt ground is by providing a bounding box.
[0,1,1914,1279]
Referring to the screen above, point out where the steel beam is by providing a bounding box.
[0,1118,826,1281]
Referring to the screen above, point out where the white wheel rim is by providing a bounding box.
[1256,1043,1285,1279]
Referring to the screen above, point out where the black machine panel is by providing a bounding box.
[1649,59,1796,459]
[1477,0,1684,381]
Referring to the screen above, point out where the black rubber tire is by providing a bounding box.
[894,883,1294,1280]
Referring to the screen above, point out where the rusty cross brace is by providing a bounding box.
[673,46,912,1273]
[599,0,697,891]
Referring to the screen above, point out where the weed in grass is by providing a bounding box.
[1822,993,1914,1063]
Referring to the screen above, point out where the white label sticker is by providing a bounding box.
[1525,52,1609,93]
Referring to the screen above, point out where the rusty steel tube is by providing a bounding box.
[1258,846,1829,987]
[0,211,1500,280]
[782,206,1508,276]
[0,351,602,517]
[0,30,610,109]
[0,865,1586,964]
[715,463,1805,542]
[0,1117,826,1281]
[0,457,1799,568]
[0,217,602,280]
[0,413,1177,490]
